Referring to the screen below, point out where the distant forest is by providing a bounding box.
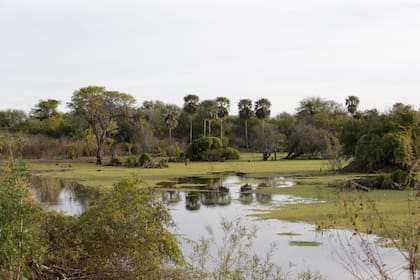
[0,86,418,171]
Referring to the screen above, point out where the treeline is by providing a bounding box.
[0,86,419,171]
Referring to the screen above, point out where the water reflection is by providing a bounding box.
[161,191,181,205]
[28,174,408,279]
[29,176,97,216]
[159,175,299,211]
[239,184,253,205]
[200,191,231,206]
[185,192,200,211]
[166,175,408,280]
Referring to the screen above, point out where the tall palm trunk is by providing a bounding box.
[220,119,223,144]
[203,119,207,137]
[262,119,265,136]
[245,119,249,151]
[208,120,212,135]
[189,114,193,143]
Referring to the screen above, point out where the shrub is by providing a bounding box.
[391,169,409,185]
[159,159,169,168]
[166,145,182,158]
[202,149,223,161]
[110,157,124,166]
[186,137,240,161]
[125,156,138,167]
[65,142,81,159]
[222,147,240,160]
[139,153,153,167]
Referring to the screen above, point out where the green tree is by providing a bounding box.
[183,94,200,143]
[0,110,27,131]
[199,99,218,137]
[287,123,340,159]
[255,98,271,135]
[296,97,330,125]
[163,104,180,143]
[273,112,297,152]
[253,123,284,160]
[355,133,384,171]
[186,137,240,161]
[68,86,135,165]
[78,179,182,277]
[30,99,60,120]
[345,95,360,118]
[216,97,230,143]
[238,99,254,150]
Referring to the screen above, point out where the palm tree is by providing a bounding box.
[183,94,199,143]
[238,99,254,150]
[199,99,218,137]
[255,98,271,135]
[216,97,230,143]
[345,96,360,118]
[163,104,180,143]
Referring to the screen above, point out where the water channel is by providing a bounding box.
[30,175,409,279]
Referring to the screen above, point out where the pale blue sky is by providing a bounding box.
[1,0,419,115]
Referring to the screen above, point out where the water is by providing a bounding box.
[29,176,95,216]
[162,175,408,279]
[30,174,409,279]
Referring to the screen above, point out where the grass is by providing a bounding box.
[251,183,418,238]
[28,154,332,189]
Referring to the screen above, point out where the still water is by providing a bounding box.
[30,175,408,279]
[163,175,408,279]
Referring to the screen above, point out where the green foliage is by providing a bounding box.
[186,137,239,161]
[355,134,384,171]
[0,109,27,131]
[0,159,43,279]
[255,98,271,120]
[43,178,183,278]
[30,99,60,120]
[391,169,409,184]
[222,147,240,160]
[68,86,136,165]
[383,132,412,169]
[139,153,153,166]
[355,131,413,171]
[110,157,124,166]
[64,142,81,159]
[287,123,340,159]
[345,95,360,117]
[186,137,221,161]
[125,156,138,167]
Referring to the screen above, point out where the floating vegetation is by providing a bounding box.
[288,240,321,247]
[277,232,302,236]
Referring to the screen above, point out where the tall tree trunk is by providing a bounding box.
[169,128,172,143]
[245,119,249,151]
[96,145,102,165]
[262,119,265,136]
[209,120,212,136]
[189,114,193,143]
[203,119,207,137]
[95,134,103,165]
[220,119,223,144]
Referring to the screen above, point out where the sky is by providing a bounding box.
[1,0,419,115]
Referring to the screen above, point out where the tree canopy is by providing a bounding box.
[68,86,135,165]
